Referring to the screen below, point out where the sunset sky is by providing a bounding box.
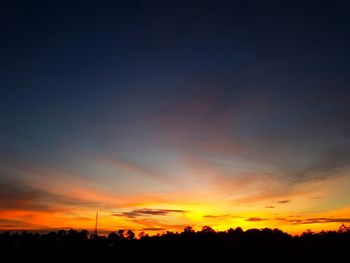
[1,0,350,235]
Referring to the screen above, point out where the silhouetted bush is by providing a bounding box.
[0,225,349,262]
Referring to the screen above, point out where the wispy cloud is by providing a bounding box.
[112,208,187,218]
[203,214,231,219]
[294,146,350,182]
[0,178,106,212]
[276,217,350,225]
[107,159,174,185]
[309,196,324,200]
[140,227,165,231]
[245,217,267,222]
[277,200,290,204]
[0,218,31,228]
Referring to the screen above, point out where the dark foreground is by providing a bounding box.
[1,226,350,262]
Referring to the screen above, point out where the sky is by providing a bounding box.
[1,0,350,235]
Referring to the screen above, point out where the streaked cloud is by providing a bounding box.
[140,227,165,231]
[276,217,350,225]
[0,179,107,212]
[107,159,173,185]
[112,208,187,219]
[294,146,350,182]
[245,217,267,222]
[277,200,290,204]
[0,218,31,228]
[203,215,234,219]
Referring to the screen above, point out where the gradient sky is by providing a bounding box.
[1,0,350,235]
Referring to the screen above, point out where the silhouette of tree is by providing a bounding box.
[1,224,350,263]
[138,231,148,239]
[80,230,89,240]
[338,223,350,233]
[107,232,118,243]
[302,229,314,236]
[117,229,125,239]
[183,226,194,234]
[58,229,67,237]
[126,230,135,240]
[201,226,215,233]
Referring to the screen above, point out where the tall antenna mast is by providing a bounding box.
[94,211,98,236]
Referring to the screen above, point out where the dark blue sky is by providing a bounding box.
[1,0,350,232]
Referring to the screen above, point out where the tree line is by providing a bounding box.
[1,224,349,262]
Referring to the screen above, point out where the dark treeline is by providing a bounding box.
[1,225,350,263]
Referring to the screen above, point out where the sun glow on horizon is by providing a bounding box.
[1,161,350,235]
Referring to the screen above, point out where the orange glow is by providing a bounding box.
[1,161,350,235]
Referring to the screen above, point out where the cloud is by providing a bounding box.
[140,227,165,231]
[117,216,190,233]
[0,180,52,211]
[245,217,267,222]
[112,208,187,218]
[183,154,287,200]
[276,217,350,225]
[0,183,36,208]
[277,200,290,204]
[309,196,323,200]
[0,178,103,212]
[0,218,30,228]
[107,158,175,185]
[0,163,126,211]
[74,217,93,222]
[294,146,350,182]
[265,206,275,208]
[203,215,230,219]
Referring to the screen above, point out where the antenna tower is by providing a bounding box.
[94,211,98,235]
